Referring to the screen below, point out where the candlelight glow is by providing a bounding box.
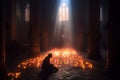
[8,48,93,79]
[8,72,21,79]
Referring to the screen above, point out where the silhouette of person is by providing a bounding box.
[39,53,58,79]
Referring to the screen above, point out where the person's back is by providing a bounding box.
[41,54,51,72]
[39,53,58,79]
[41,53,58,73]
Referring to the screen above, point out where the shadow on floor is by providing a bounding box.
[39,68,58,80]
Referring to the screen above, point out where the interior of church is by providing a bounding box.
[0,0,119,80]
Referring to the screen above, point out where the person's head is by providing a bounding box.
[47,53,52,58]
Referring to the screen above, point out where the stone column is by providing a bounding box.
[11,0,16,41]
[40,0,49,51]
[40,21,49,51]
[0,0,9,79]
[42,27,49,51]
[6,0,16,43]
[76,31,83,50]
[88,0,101,60]
[29,0,40,56]
[106,0,119,78]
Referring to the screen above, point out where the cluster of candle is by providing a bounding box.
[7,72,21,80]
[8,48,93,79]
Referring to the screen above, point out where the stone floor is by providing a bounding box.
[6,47,112,80]
[16,60,111,80]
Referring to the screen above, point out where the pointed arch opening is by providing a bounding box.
[59,3,69,22]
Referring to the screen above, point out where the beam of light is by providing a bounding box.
[7,48,93,79]
[52,0,73,48]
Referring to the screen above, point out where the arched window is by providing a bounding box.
[59,3,69,21]
[25,4,30,22]
[100,6,103,21]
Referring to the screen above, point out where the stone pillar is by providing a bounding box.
[0,0,9,79]
[11,0,16,41]
[29,0,40,56]
[76,31,83,50]
[42,27,49,51]
[88,0,101,60]
[40,1,49,51]
[40,20,49,51]
[5,0,11,44]
[106,0,119,78]
[6,0,16,43]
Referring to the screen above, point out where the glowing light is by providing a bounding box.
[63,51,69,57]
[54,51,60,56]
[59,3,69,21]
[62,35,65,37]
[53,0,73,48]
[15,48,93,69]
[25,4,30,22]
[8,48,93,79]
[8,72,21,79]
